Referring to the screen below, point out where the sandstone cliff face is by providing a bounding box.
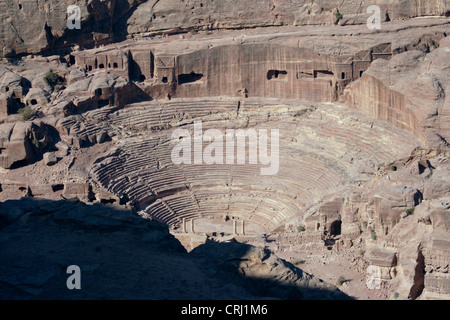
[383,198,450,300]
[0,120,51,169]
[337,152,450,299]
[0,0,145,57]
[344,37,450,150]
[1,0,449,57]
[126,0,450,36]
[0,3,449,300]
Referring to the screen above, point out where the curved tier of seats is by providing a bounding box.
[89,97,420,233]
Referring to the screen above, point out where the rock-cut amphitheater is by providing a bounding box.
[0,0,449,300]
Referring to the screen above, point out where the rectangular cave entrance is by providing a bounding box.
[52,184,64,192]
[267,70,287,80]
[314,70,334,79]
[150,51,155,78]
[178,72,204,85]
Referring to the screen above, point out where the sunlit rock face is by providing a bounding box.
[1,0,449,56]
[0,1,449,300]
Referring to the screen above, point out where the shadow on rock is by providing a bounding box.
[0,198,352,300]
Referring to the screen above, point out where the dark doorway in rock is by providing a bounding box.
[162,77,168,83]
[330,220,342,236]
[178,72,204,85]
[150,52,155,78]
[267,70,287,80]
[418,160,432,175]
[100,198,117,204]
[385,11,391,21]
[314,70,334,78]
[52,184,64,192]
[30,99,38,106]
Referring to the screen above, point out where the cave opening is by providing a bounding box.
[267,70,287,80]
[330,220,342,236]
[314,70,334,79]
[52,184,64,192]
[418,160,432,175]
[178,72,204,85]
[150,52,155,78]
[100,198,117,204]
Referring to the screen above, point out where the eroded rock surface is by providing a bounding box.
[1,0,449,57]
[0,5,449,300]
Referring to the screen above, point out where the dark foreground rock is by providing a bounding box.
[0,198,350,300]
